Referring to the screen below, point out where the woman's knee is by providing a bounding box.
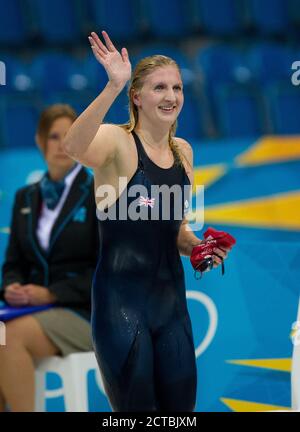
[5,316,34,347]
[3,316,59,357]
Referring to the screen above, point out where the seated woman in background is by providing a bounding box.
[0,104,98,412]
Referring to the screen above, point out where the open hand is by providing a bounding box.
[88,30,131,91]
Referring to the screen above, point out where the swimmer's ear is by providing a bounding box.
[132,90,141,108]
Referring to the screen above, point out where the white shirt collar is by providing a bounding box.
[64,163,82,188]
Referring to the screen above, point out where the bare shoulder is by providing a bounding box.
[93,123,130,163]
[93,123,129,145]
[174,136,193,165]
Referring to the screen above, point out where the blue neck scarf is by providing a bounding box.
[40,164,78,210]
[40,174,65,210]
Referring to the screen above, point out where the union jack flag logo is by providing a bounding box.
[138,196,155,208]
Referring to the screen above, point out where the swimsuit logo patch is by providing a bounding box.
[138,196,155,208]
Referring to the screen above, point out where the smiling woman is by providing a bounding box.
[120,56,185,170]
[62,30,232,412]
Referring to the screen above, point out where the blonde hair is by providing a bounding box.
[36,104,77,155]
[121,55,184,166]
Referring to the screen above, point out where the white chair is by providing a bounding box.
[35,351,105,412]
[292,297,300,410]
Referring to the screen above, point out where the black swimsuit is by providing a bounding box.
[92,131,197,412]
